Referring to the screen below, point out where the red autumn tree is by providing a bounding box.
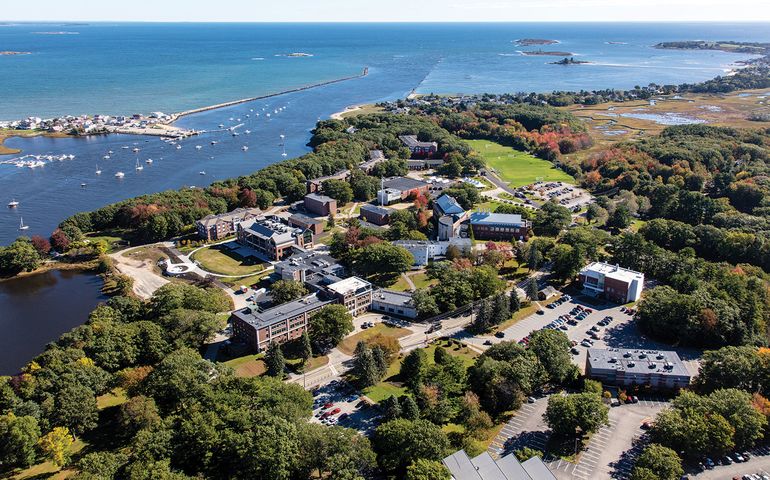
[31,235,51,256]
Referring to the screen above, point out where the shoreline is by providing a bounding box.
[0,259,99,284]
[0,67,369,156]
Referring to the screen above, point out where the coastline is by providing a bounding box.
[0,259,100,284]
[0,67,369,156]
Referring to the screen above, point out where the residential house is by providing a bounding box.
[196,207,262,241]
[306,170,350,193]
[578,262,644,303]
[360,150,386,173]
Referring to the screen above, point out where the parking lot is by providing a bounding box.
[310,379,381,435]
[464,292,701,377]
[488,393,670,480]
[690,446,770,479]
[529,181,594,211]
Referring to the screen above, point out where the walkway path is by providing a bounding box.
[109,243,172,299]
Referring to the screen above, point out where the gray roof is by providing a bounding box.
[274,251,342,278]
[232,293,333,329]
[289,213,323,225]
[240,217,298,245]
[372,289,414,307]
[435,194,466,217]
[305,193,336,204]
[442,449,556,480]
[587,348,691,378]
[382,176,429,192]
[360,203,393,216]
[197,207,262,228]
[470,211,528,227]
[399,134,438,149]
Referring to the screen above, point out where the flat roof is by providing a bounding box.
[399,134,438,148]
[326,276,371,296]
[360,203,393,216]
[305,193,336,203]
[232,293,333,329]
[443,449,556,480]
[289,213,323,225]
[587,348,691,378]
[581,262,643,284]
[372,289,414,307]
[469,211,527,227]
[382,176,429,192]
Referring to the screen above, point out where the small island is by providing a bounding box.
[0,51,31,56]
[551,57,590,65]
[287,52,313,57]
[521,49,575,57]
[515,38,559,46]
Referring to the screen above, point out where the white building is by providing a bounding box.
[578,262,644,303]
[394,238,472,266]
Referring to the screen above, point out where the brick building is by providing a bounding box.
[195,208,262,241]
[578,262,644,303]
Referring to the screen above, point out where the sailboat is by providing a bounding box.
[146,158,153,164]
[8,199,19,208]
[280,134,287,157]
[242,145,249,151]
[95,164,102,175]
[135,159,143,171]
[115,171,125,178]
[19,217,29,230]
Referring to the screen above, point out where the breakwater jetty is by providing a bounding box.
[171,67,369,121]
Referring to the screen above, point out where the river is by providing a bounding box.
[0,269,107,375]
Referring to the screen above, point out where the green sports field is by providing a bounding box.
[467,139,574,187]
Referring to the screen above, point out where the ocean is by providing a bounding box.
[1,22,769,245]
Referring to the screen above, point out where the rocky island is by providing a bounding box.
[551,57,590,65]
[0,51,31,56]
[521,49,575,56]
[655,40,769,55]
[515,38,559,46]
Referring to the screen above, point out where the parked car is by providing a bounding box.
[571,347,580,355]
[733,453,745,462]
[494,331,505,338]
[722,455,733,465]
[610,399,620,407]
[484,340,493,346]
[323,402,334,409]
[704,458,715,469]
[537,310,544,315]
[527,397,536,403]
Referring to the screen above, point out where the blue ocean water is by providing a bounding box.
[0,22,768,245]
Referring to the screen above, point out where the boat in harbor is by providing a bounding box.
[195,145,203,150]
[242,146,249,151]
[8,199,19,208]
[18,217,29,231]
[146,158,153,164]
[132,147,140,153]
[211,141,218,145]
[135,159,143,171]
[115,171,125,178]
[95,164,101,174]
[103,155,110,160]
[199,171,206,175]
[80,183,87,188]
[176,144,182,149]
[122,145,130,149]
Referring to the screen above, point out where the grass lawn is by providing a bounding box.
[221,272,271,290]
[223,354,267,377]
[388,275,412,292]
[85,230,129,253]
[286,355,329,374]
[410,272,437,290]
[338,323,412,356]
[467,139,574,187]
[192,246,266,276]
[96,388,128,409]
[629,219,647,233]
[9,438,87,479]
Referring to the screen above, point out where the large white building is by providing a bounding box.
[578,262,644,303]
[393,238,471,266]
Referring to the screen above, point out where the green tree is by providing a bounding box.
[551,244,584,281]
[118,395,161,436]
[527,279,539,302]
[265,342,286,378]
[0,413,40,469]
[412,288,440,318]
[405,458,451,480]
[50,383,99,435]
[309,305,354,352]
[401,349,428,391]
[299,330,313,365]
[372,419,450,473]
[509,290,521,313]
[607,204,632,230]
[585,203,608,225]
[514,447,543,462]
[528,329,574,383]
[76,451,128,479]
[0,237,41,275]
[270,280,309,306]
[400,395,420,420]
[353,341,381,388]
[157,309,220,349]
[382,396,402,421]
[544,392,609,438]
[354,243,414,281]
[534,201,571,236]
[322,179,354,205]
[631,444,683,480]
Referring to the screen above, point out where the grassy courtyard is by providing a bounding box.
[192,245,266,277]
[338,323,412,356]
[467,139,574,187]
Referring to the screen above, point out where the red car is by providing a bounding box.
[331,407,341,415]
[323,402,334,409]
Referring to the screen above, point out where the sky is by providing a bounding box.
[1,0,769,23]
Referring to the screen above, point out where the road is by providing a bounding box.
[109,244,171,299]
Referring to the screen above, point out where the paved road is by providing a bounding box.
[691,446,770,479]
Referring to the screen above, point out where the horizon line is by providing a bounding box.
[3,20,770,24]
